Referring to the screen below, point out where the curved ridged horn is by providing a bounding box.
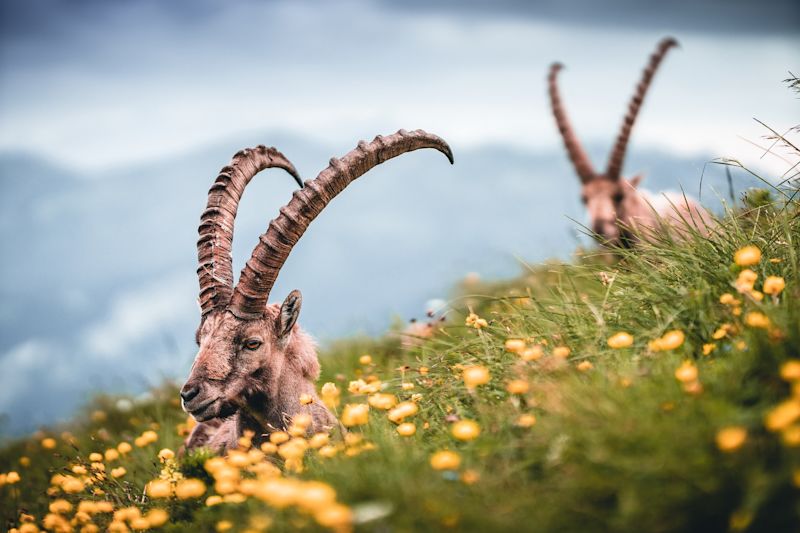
[229,129,454,319]
[605,37,678,181]
[197,146,303,316]
[548,63,596,183]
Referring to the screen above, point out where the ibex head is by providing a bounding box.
[181,131,454,428]
[548,38,678,246]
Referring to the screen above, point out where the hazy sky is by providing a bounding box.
[1,0,797,175]
[0,0,797,433]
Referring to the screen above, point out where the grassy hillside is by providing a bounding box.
[1,187,798,532]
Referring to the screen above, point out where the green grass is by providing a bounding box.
[2,191,798,532]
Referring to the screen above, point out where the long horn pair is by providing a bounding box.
[548,37,678,182]
[198,129,453,319]
[197,146,303,316]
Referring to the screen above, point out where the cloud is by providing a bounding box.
[81,271,196,359]
[377,0,800,35]
[0,0,796,176]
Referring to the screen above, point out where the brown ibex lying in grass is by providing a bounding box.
[548,37,712,248]
[182,130,453,453]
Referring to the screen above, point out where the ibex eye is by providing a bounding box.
[244,339,262,351]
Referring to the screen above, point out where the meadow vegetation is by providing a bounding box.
[2,81,798,533]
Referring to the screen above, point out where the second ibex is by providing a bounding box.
[548,37,712,248]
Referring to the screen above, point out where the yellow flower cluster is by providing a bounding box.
[134,430,158,448]
[465,312,488,329]
[504,338,544,361]
[200,441,353,531]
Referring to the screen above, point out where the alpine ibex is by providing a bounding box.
[548,37,712,247]
[182,129,453,453]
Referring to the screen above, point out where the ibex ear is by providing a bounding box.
[630,174,644,188]
[277,290,302,339]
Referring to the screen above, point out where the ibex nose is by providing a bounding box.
[180,383,201,403]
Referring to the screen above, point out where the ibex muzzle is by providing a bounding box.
[182,130,453,453]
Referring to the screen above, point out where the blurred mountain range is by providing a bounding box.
[0,132,759,435]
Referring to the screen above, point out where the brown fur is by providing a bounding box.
[581,177,713,247]
[182,303,337,453]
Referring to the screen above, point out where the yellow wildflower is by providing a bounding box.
[521,345,544,361]
[49,499,72,514]
[314,503,353,530]
[735,269,758,293]
[318,445,338,458]
[765,399,800,432]
[504,339,526,354]
[175,478,206,500]
[712,325,731,340]
[744,312,770,329]
[552,346,571,358]
[368,393,397,410]
[734,245,761,266]
[515,414,537,428]
[117,442,133,454]
[430,450,461,470]
[451,420,481,441]
[388,401,419,423]
[465,312,488,329]
[781,361,800,382]
[299,393,314,405]
[320,382,340,409]
[146,479,172,499]
[716,426,747,452]
[145,509,169,528]
[396,422,416,436]
[506,379,530,394]
[577,360,594,372]
[89,452,103,462]
[158,448,175,462]
[205,495,223,506]
[111,467,126,479]
[659,330,685,351]
[763,276,785,296]
[702,343,717,356]
[359,354,373,365]
[216,520,233,532]
[782,425,800,447]
[462,365,490,389]
[341,403,370,427]
[41,438,57,450]
[269,431,290,444]
[674,361,698,383]
[308,433,330,449]
[607,332,634,348]
[104,448,119,462]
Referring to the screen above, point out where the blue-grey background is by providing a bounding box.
[1,0,797,435]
